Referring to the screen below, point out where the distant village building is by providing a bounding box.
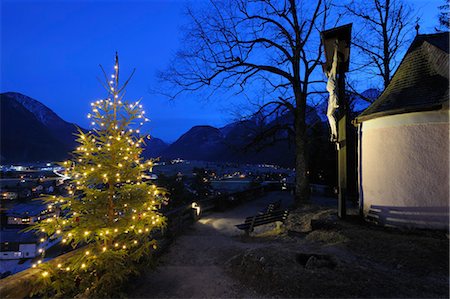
[0,229,42,259]
[5,200,60,225]
[354,33,449,229]
[0,191,18,200]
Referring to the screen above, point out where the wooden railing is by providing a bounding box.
[0,183,281,298]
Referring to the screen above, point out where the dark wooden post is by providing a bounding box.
[337,71,347,218]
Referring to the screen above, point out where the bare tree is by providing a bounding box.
[345,0,413,90]
[436,0,449,32]
[160,0,332,204]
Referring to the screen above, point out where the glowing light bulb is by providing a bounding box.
[42,271,49,277]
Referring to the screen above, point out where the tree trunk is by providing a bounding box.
[107,183,115,246]
[294,93,309,205]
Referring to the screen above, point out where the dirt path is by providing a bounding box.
[130,191,293,298]
[129,192,448,298]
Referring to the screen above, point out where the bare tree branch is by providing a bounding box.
[344,0,414,89]
[159,0,330,202]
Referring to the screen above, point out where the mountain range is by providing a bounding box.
[0,92,330,168]
[1,92,78,163]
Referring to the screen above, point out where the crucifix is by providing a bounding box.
[321,24,353,219]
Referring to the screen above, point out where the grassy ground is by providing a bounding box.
[227,203,449,298]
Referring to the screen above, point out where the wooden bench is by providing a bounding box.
[236,209,289,235]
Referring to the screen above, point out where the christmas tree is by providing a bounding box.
[29,53,167,297]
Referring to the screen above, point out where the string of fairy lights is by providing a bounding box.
[30,55,167,277]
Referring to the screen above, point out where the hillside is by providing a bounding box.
[142,137,169,159]
[0,92,171,164]
[3,92,82,150]
[159,108,327,168]
[0,94,70,163]
[161,126,225,161]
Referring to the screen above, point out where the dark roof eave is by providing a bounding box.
[353,103,444,125]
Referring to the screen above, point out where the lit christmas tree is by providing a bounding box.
[29,53,167,297]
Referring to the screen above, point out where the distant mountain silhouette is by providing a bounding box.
[142,137,169,159]
[351,88,381,113]
[0,93,72,163]
[5,92,82,150]
[0,92,169,164]
[161,126,225,161]
[158,107,324,168]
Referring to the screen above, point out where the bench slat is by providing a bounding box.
[236,210,289,231]
[244,211,288,223]
[250,218,287,226]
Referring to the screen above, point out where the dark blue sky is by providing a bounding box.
[1,0,442,142]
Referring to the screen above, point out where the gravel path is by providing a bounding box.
[130,191,293,298]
